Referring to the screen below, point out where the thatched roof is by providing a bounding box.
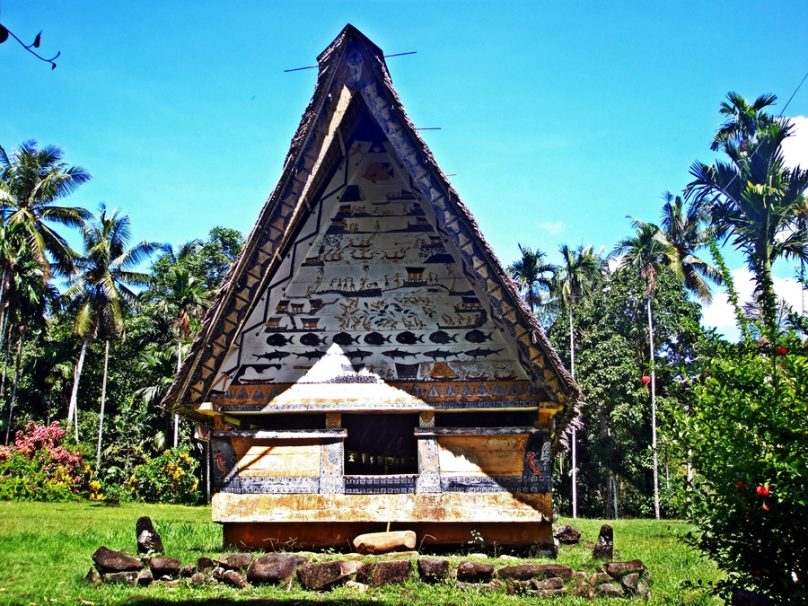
[161,24,580,435]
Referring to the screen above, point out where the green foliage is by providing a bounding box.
[127,447,201,504]
[672,337,807,604]
[550,266,705,517]
[0,421,87,501]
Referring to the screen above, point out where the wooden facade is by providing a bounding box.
[163,25,579,550]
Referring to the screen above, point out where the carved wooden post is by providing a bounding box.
[320,413,344,494]
[416,411,440,493]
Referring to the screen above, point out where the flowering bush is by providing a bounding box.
[0,421,86,501]
[675,337,807,604]
[128,448,200,504]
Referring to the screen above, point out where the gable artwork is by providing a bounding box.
[162,25,580,550]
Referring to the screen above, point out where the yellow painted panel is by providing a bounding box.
[437,435,526,476]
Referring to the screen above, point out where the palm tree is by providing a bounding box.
[687,95,808,334]
[157,267,208,447]
[614,223,673,520]
[658,193,722,301]
[507,244,557,317]
[552,244,603,518]
[64,205,162,464]
[710,92,776,152]
[0,141,91,335]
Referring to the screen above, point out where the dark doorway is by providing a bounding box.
[343,414,418,475]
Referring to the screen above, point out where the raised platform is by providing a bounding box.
[213,492,552,549]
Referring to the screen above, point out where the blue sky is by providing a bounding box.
[1,1,807,333]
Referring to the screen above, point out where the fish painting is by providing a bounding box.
[254,351,291,361]
[464,329,493,343]
[332,332,361,346]
[233,364,281,383]
[295,350,327,360]
[382,348,417,360]
[300,333,327,347]
[396,331,424,345]
[429,330,457,344]
[362,162,394,184]
[364,332,391,346]
[346,349,373,360]
[266,333,294,347]
[423,349,457,360]
[463,347,504,359]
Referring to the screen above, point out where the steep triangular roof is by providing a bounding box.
[162,24,579,433]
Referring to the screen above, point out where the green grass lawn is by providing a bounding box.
[0,501,721,605]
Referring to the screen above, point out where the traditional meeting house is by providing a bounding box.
[162,25,579,550]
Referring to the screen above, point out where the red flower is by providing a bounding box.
[774,346,788,356]
[641,375,651,385]
[756,485,770,497]
[736,480,746,490]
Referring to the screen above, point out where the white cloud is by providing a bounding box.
[538,220,564,235]
[701,267,805,337]
[782,115,808,169]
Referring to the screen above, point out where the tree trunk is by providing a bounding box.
[173,339,182,448]
[0,268,10,354]
[647,297,660,520]
[4,332,23,446]
[0,312,11,404]
[569,306,578,519]
[96,339,110,470]
[67,334,91,442]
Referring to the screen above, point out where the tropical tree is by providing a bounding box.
[613,222,673,519]
[507,244,557,318]
[658,192,722,301]
[64,205,162,465]
[0,141,90,333]
[687,94,808,334]
[551,244,604,518]
[149,266,208,447]
[710,92,776,152]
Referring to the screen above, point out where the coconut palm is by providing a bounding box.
[0,141,91,334]
[613,223,673,520]
[688,96,808,334]
[552,244,604,518]
[149,265,208,447]
[64,205,163,463]
[507,244,557,317]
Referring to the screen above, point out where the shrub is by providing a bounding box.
[675,337,807,604]
[0,421,86,501]
[128,448,200,504]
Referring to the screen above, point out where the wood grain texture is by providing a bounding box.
[212,491,551,524]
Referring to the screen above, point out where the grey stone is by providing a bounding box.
[221,569,248,589]
[573,582,595,599]
[103,571,139,585]
[532,576,565,591]
[345,580,368,592]
[297,560,355,591]
[180,563,197,577]
[356,560,411,586]
[593,524,614,560]
[247,553,307,585]
[218,553,252,570]
[497,563,574,581]
[457,580,501,592]
[530,587,567,597]
[189,572,207,586]
[590,571,613,585]
[137,568,154,586]
[418,558,450,583]
[136,516,164,554]
[604,559,645,578]
[149,556,181,579]
[596,581,625,597]
[457,561,494,583]
[92,546,143,573]
[82,567,102,586]
[553,523,582,545]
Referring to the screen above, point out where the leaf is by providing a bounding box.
[33,31,41,48]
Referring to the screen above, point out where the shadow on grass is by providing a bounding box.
[127,600,381,605]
